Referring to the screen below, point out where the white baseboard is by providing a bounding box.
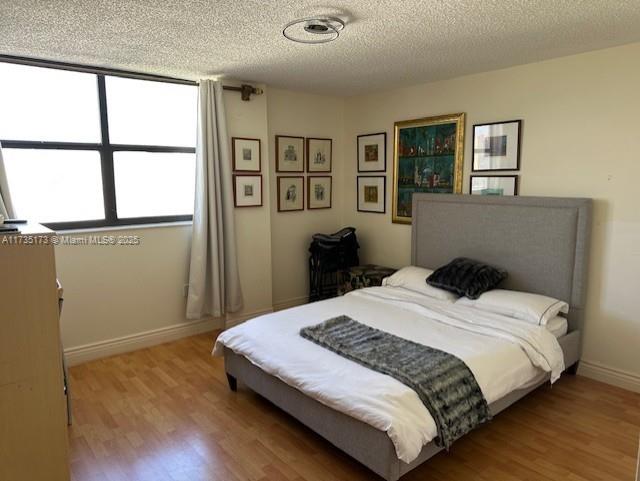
[579,360,640,393]
[273,295,308,311]
[64,307,274,367]
[225,307,274,328]
[64,317,222,366]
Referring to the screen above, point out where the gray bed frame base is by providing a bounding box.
[224,194,592,481]
[226,335,579,480]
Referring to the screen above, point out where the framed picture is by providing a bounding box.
[232,137,261,172]
[306,138,332,172]
[357,176,386,213]
[233,174,263,207]
[307,176,332,209]
[357,132,386,172]
[392,113,465,224]
[276,135,305,172]
[472,120,521,171]
[470,175,519,196]
[277,176,304,211]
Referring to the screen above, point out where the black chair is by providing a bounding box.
[309,227,359,302]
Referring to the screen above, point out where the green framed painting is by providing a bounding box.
[392,113,465,224]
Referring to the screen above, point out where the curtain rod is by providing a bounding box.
[222,84,263,101]
[0,54,196,86]
[0,54,263,100]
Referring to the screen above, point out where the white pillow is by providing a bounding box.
[382,266,458,302]
[546,315,568,338]
[456,289,569,326]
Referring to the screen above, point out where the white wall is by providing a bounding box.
[223,83,274,318]
[267,88,345,308]
[56,224,194,350]
[342,43,640,387]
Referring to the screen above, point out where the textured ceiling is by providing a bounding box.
[1,1,640,96]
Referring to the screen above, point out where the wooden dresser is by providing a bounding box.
[0,224,70,481]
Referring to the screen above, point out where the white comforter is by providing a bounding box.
[213,286,564,463]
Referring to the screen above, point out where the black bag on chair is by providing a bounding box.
[308,227,359,302]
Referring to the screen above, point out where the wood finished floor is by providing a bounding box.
[68,332,640,481]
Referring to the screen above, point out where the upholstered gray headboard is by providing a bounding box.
[411,194,592,332]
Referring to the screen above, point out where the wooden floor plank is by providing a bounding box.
[68,332,640,481]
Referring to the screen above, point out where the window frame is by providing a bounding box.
[0,55,197,230]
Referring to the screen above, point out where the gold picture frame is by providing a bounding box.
[392,113,465,224]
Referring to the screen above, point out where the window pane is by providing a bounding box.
[106,77,197,147]
[3,149,105,223]
[0,63,100,142]
[114,152,195,218]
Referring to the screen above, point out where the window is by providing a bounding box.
[0,59,197,229]
[113,152,196,218]
[3,150,104,223]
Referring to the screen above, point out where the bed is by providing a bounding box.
[215,193,592,480]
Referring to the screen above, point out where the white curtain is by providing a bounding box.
[0,142,16,219]
[186,80,243,320]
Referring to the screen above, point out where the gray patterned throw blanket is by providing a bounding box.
[300,315,492,449]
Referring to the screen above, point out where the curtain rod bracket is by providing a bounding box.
[222,84,263,101]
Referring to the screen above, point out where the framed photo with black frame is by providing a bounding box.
[472,120,521,172]
[232,137,261,172]
[276,135,305,172]
[306,138,332,173]
[357,176,386,213]
[277,176,305,211]
[470,175,519,196]
[307,176,332,209]
[233,174,263,207]
[357,132,386,172]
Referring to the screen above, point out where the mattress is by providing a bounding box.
[213,286,564,463]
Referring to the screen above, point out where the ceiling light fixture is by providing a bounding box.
[282,16,345,44]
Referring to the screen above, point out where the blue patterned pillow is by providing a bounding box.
[426,257,507,299]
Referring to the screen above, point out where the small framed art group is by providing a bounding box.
[355,116,522,222]
[470,119,521,197]
[276,135,332,212]
[356,132,387,214]
[232,137,262,207]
